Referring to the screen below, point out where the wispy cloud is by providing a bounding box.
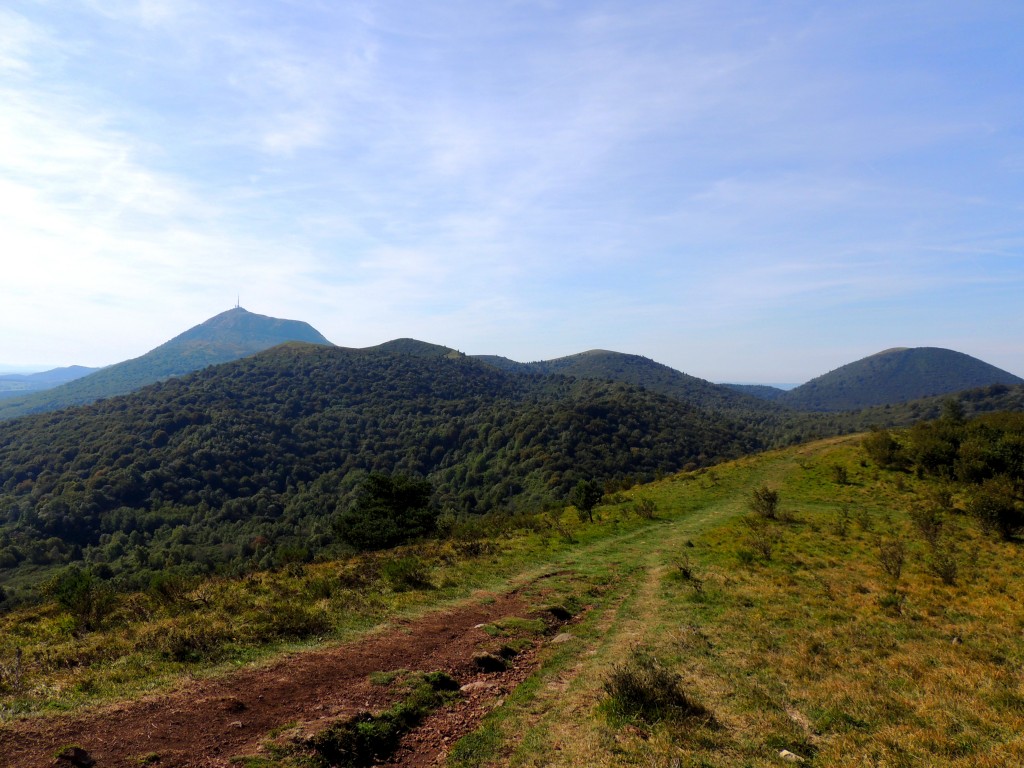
[1,1,1022,379]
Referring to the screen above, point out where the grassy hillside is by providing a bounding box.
[781,347,1023,411]
[449,429,1024,766]
[2,422,1022,766]
[0,308,332,420]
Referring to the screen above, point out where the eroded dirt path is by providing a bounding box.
[0,589,556,768]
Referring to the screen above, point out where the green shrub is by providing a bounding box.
[253,603,331,639]
[157,620,234,662]
[44,566,116,632]
[750,486,780,519]
[603,646,709,724]
[381,556,432,591]
[862,428,906,469]
[632,497,657,519]
[877,536,906,583]
[967,478,1023,540]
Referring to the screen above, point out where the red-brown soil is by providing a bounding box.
[0,589,562,768]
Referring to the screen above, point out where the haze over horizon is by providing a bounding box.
[3,2,1022,382]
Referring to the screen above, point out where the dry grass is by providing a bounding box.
[451,436,1024,766]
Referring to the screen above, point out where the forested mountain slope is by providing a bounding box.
[473,349,777,413]
[0,308,332,420]
[779,346,1023,411]
[0,343,785,590]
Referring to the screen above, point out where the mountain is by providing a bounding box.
[778,347,1024,411]
[0,343,788,587]
[0,308,332,420]
[0,366,100,400]
[365,338,464,359]
[472,349,778,413]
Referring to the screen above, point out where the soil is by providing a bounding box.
[0,589,567,768]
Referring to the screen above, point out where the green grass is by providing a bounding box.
[0,486,675,716]
[7,433,1024,767]
[447,436,1024,766]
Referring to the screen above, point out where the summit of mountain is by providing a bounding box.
[0,307,333,420]
[778,346,1024,411]
[471,348,778,412]
[364,338,463,359]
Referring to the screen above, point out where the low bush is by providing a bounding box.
[750,486,780,519]
[632,497,657,519]
[381,556,432,591]
[603,646,709,724]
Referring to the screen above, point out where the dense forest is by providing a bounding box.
[0,344,790,599]
[1,340,1023,607]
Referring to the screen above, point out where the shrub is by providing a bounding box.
[44,566,116,632]
[254,603,332,639]
[742,515,780,561]
[909,505,945,548]
[670,554,702,592]
[832,507,851,538]
[750,486,779,519]
[831,464,849,485]
[381,556,432,591]
[570,479,603,523]
[157,620,234,662]
[862,428,906,469]
[603,647,709,724]
[877,537,906,583]
[877,589,906,616]
[927,544,959,586]
[967,479,1023,540]
[632,497,657,519]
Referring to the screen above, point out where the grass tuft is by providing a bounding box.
[603,646,710,725]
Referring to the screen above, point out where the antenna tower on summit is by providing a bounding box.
[236,295,240,309]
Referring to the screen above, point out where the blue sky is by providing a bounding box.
[1,1,1022,382]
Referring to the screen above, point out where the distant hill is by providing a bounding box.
[0,366,100,400]
[722,383,788,402]
[0,308,332,420]
[779,347,1024,411]
[365,338,464,359]
[472,349,777,413]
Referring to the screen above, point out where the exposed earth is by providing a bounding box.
[0,588,569,768]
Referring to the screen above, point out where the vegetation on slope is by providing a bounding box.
[0,308,332,420]
[3,411,1023,766]
[779,347,1024,411]
[0,343,790,603]
[450,414,1024,767]
[474,349,779,413]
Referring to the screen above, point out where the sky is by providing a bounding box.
[1,1,1022,383]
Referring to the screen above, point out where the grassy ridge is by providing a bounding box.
[449,436,1024,767]
[3,432,1023,766]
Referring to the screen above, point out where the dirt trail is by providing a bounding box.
[0,589,555,768]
